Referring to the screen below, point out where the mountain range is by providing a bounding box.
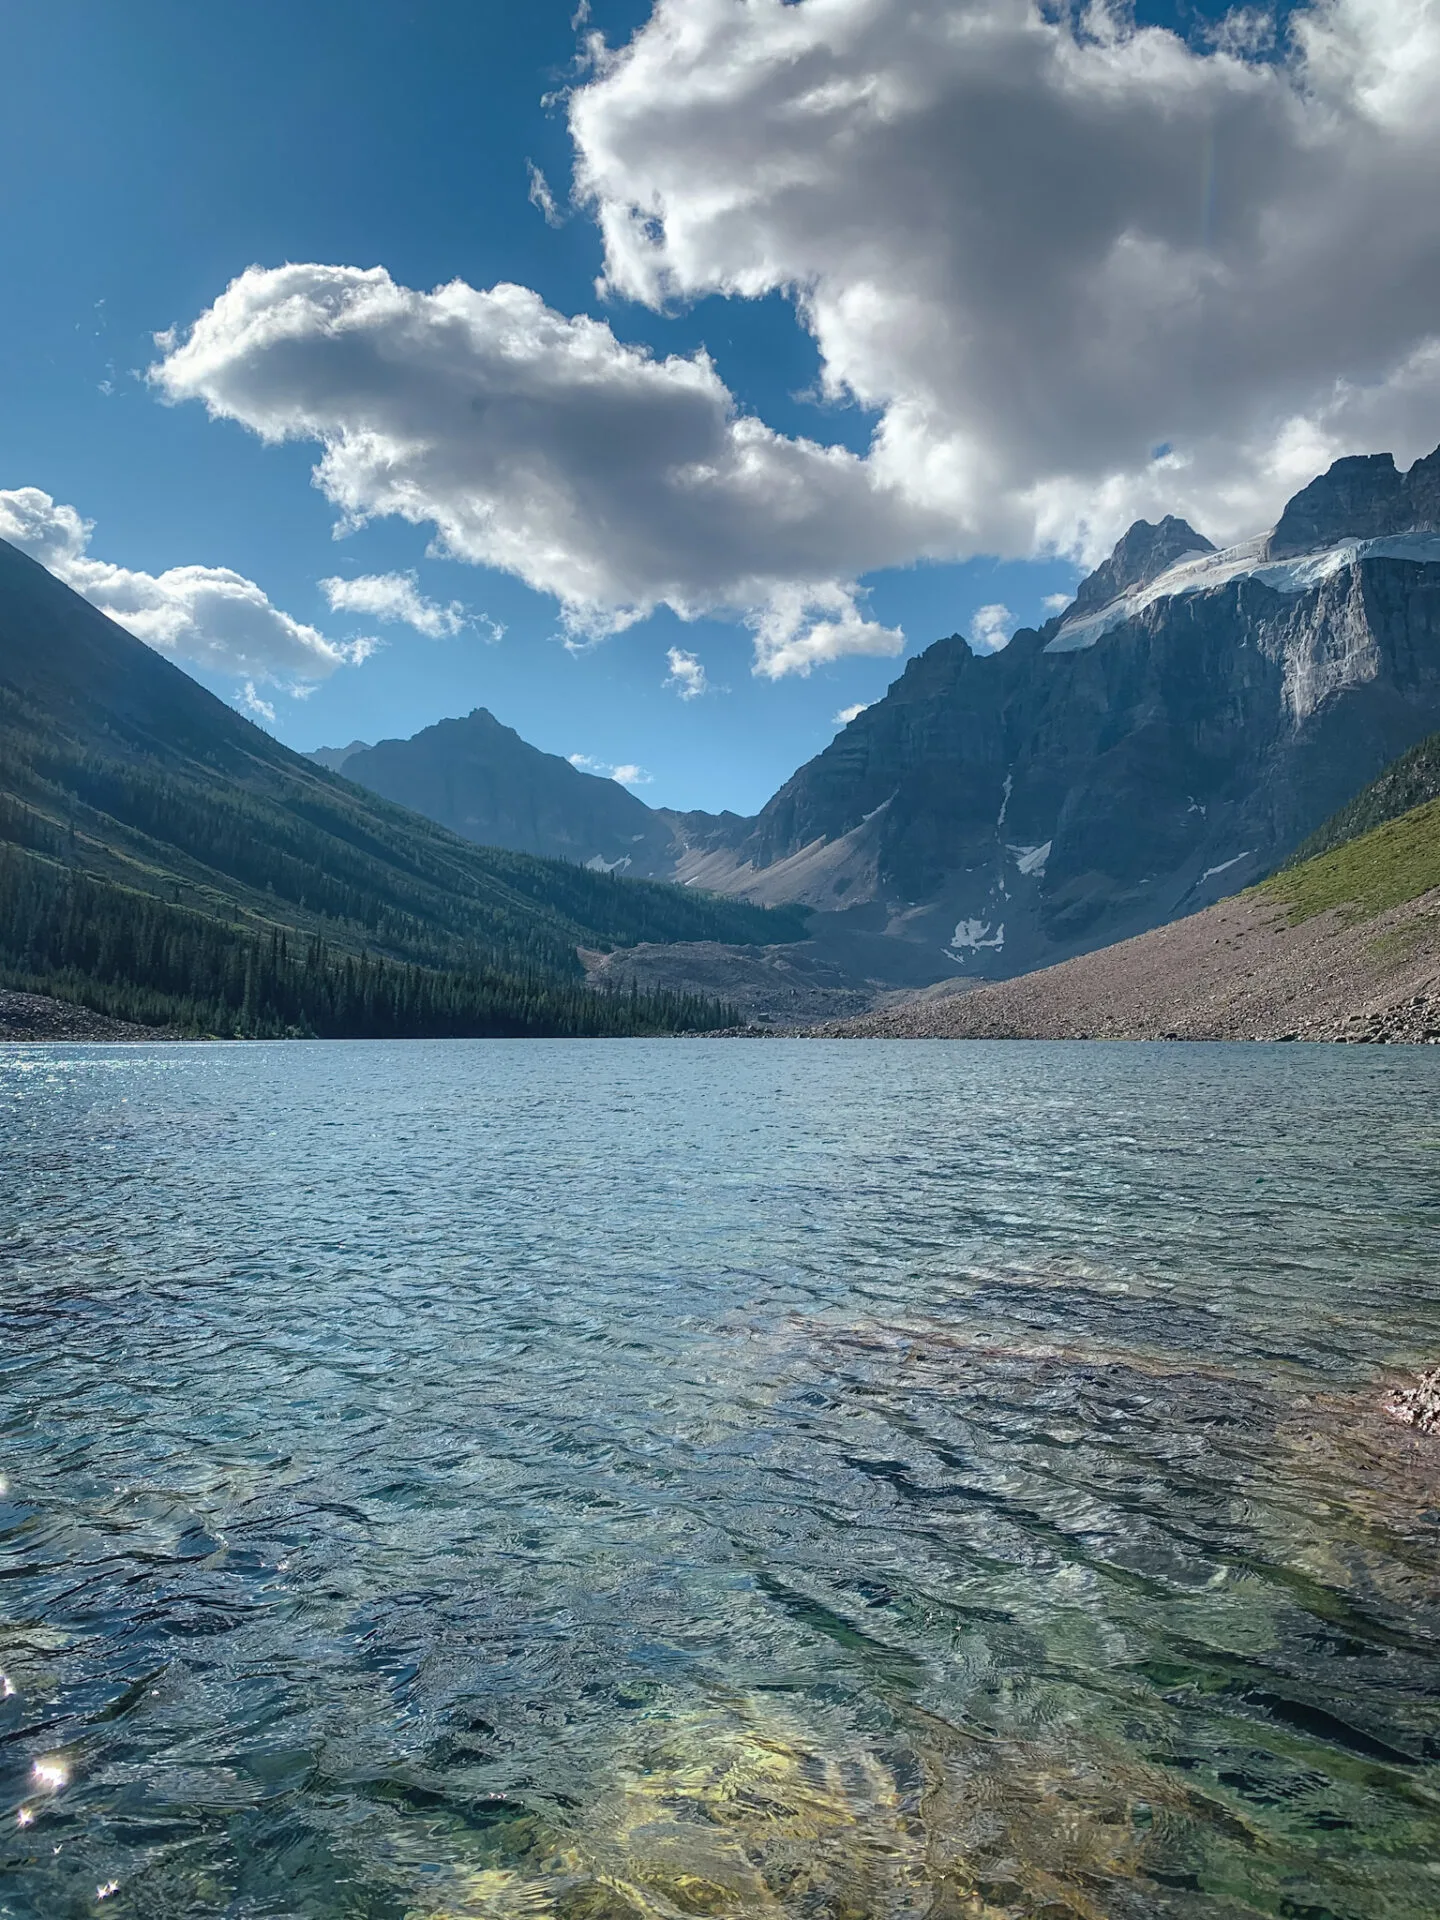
[315,445,1440,1001]
[5,437,1439,1039]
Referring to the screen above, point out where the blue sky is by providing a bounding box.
[2,0,1432,813]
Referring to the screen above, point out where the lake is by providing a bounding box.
[2,1039,1439,1920]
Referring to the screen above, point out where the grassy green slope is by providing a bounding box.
[1259,727,1440,927]
[1259,794,1440,926]
[0,538,805,1035]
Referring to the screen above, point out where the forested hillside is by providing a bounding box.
[1284,728,1440,867]
[0,537,805,1036]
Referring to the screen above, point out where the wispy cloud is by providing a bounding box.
[237,680,277,724]
[664,646,710,700]
[319,569,480,639]
[569,752,652,787]
[526,161,564,228]
[1205,7,1277,57]
[833,701,871,726]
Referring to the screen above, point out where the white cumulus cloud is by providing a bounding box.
[571,0,1440,559]
[969,603,1014,654]
[320,570,473,638]
[833,701,871,726]
[149,265,943,677]
[0,486,369,685]
[145,0,1440,677]
[664,645,710,698]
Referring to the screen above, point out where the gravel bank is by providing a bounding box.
[580,940,876,1026]
[808,887,1440,1043]
[0,989,177,1043]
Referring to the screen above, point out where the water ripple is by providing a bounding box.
[2,1038,1439,1918]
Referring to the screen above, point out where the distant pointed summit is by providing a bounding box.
[327,706,682,875]
[1069,515,1215,619]
[308,738,371,773]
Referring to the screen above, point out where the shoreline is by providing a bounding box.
[0,989,180,1044]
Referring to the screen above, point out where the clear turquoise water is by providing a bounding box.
[2,1039,1440,1920]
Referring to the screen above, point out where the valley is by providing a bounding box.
[0,538,805,1038]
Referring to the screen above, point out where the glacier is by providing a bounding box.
[1046,532,1440,654]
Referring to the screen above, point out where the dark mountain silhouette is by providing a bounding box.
[316,709,680,876]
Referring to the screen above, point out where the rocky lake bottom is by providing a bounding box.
[2,1038,1439,1920]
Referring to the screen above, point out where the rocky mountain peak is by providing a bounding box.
[307,738,372,774]
[1069,515,1215,617]
[1269,453,1406,559]
[324,699,683,876]
[1268,443,1440,558]
[457,706,511,735]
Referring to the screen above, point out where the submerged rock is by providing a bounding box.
[1384,1365,1440,1432]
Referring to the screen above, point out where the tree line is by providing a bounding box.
[0,846,734,1038]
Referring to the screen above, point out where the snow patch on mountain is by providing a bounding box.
[1201,851,1255,884]
[1009,841,1052,877]
[948,918,1005,957]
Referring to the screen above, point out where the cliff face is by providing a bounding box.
[1067,515,1214,616]
[820,776,1440,1045]
[694,447,1440,982]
